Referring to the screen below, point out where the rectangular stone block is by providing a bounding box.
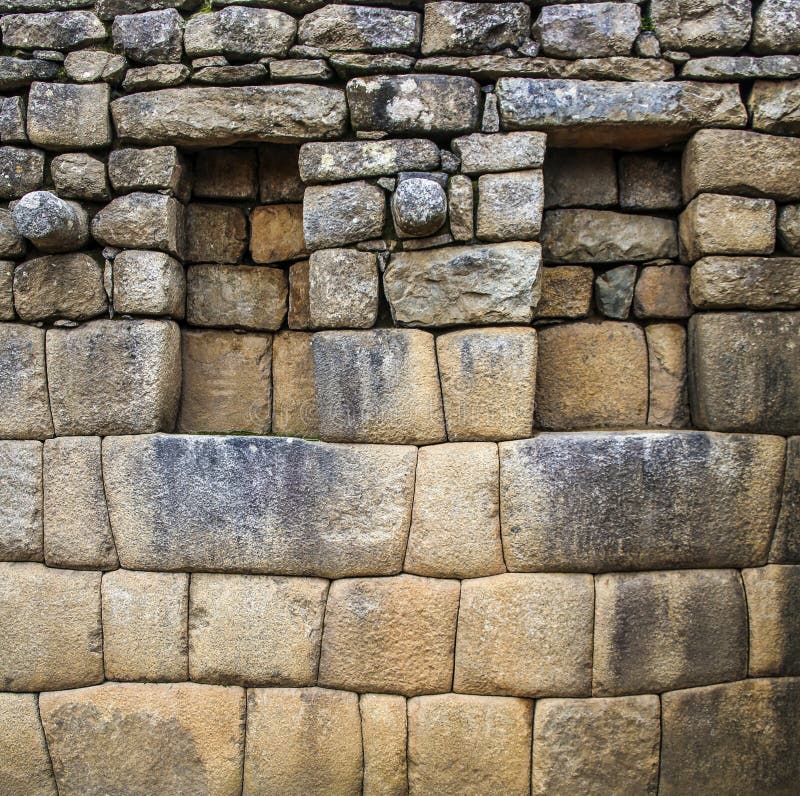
[534,265,593,319]
[271,331,319,438]
[748,78,800,135]
[111,250,185,318]
[0,562,102,691]
[543,148,617,208]
[250,203,307,264]
[318,574,460,696]
[185,203,247,264]
[452,131,546,175]
[40,683,245,796]
[307,248,379,329]
[27,82,110,150]
[0,693,56,796]
[618,152,681,211]
[303,181,386,250]
[0,440,42,562]
[688,312,800,435]
[646,323,690,429]
[476,170,543,242]
[244,688,362,796]
[189,573,328,687]
[594,569,747,695]
[46,319,181,436]
[102,434,417,577]
[108,146,190,199]
[360,693,407,796]
[259,143,304,202]
[500,431,786,572]
[193,147,258,200]
[43,437,117,570]
[102,570,188,682]
[454,573,594,698]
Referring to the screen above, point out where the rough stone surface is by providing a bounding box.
[779,204,800,255]
[0,260,13,320]
[500,431,786,572]
[543,148,617,208]
[619,153,682,210]
[249,203,306,264]
[453,131,546,174]
[300,4,419,53]
[27,82,110,150]
[634,264,691,318]
[0,693,56,796]
[111,249,185,318]
[650,0,752,54]
[40,683,245,796]
[681,54,800,80]
[690,256,800,309]
[0,56,58,91]
[385,242,542,326]
[532,696,661,796]
[0,96,28,144]
[0,563,102,691]
[748,79,800,135]
[319,574,460,696]
[660,678,800,795]
[271,330,319,438]
[0,209,24,258]
[408,694,533,796]
[772,437,800,563]
[455,573,594,697]
[102,570,188,682]
[112,9,184,64]
[43,436,117,570]
[0,440,42,562]
[12,191,89,253]
[103,434,417,577]
[63,49,126,84]
[689,312,800,435]
[307,248,379,329]
[405,442,503,579]
[1,11,106,51]
[360,693,407,796]
[647,323,690,428]
[447,174,473,241]
[46,319,181,436]
[751,0,800,55]
[185,203,247,264]
[258,143,304,203]
[108,145,189,198]
[476,170,543,241]
[595,264,636,319]
[0,145,44,199]
[244,688,362,796]
[392,177,447,238]
[50,152,109,201]
[535,265,593,318]
[303,181,385,250]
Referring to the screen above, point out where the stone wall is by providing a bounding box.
[1,0,799,792]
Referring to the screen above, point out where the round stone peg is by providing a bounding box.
[392,177,447,238]
[12,191,89,253]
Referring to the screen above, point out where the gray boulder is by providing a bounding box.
[0,146,44,199]
[27,82,111,150]
[12,191,89,253]
[391,177,447,238]
[751,0,800,55]
[0,56,58,90]
[112,9,184,64]
[1,11,106,51]
[299,5,420,53]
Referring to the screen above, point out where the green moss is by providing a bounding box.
[641,15,656,33]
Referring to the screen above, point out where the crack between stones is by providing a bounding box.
[98,435,121,568]
[36,693,61,796]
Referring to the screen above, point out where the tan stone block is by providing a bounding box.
[0,562,102,691]
[448,173,473,241]
[318,574,460,696]
[0,260,14,320]
[408,693,532,796]
[111,249,185,318]
[532,695,660,795]
[185,203,248,264]
[405,442,503,579]
[250,203,307,264]
[360,693,408,796]
[594,569,747,695]
[742,565,800,676]
[178,329,272,434]
[679,193,776,262]
[0,440,42,562]
[619,152,682,211]
[244,687,362,796]
[308,248,379,329]
[660,678,800,795]
[187,264,287,331]
[437,327,536,441]
[454,573,594,698]
[259,143,304,203]
[634,264,691,318]
[646,323,690,428]
[288,258,310,329]
[189,573,328,687]
[194,148,258,200]
[271,330,319,438]
[102,570,188,682]
[40,682,245,796]
[0,693,56,796]
[533,265,593,319]
[43,436,118,570]
[535,320,648,430]
[0,323,53,439]
[476,170,543,242]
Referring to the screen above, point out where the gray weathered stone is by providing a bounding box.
[496,78,746,148]
[499,431,786,572]
[1,11,105,51]
[300,4,420,52]
[112,9,184,64]
[0,260,13,319]
[51,153,109,201]
[772,438,800,563]
[619,153,682,210]
[476,170,543,241]
[108,146,190,199]
[0,440,42,562]
[307,248,378,329]
[347,75,481,136]
[0,210,24,259]
[13,253,106,321]
[541,209,678,263]
[46,319,181,436]
[748,79,800,135]
[392,177,447,238]
[0,146,43,199]
[595,264,636,319]
[650,0,752,54]
[111,249,185,318]
[0,97,28,144]
[268,58,332,82]
[385,242,542,326]
[681,54,800,80]
[0,56,58,90]
[63,49,127,83]
[27,82,111,150]
[780,205,800,255]
[111,85,347,146]
[543,148,617,208]
[102,433,417,576]
[303,180,386,249]
[447,174,473,241]
[452,131,546,175]
[751,0,800,55]
[122,63,190,91]
[533,2,641,59]
[194,148,257,200]
[95,0,201,20]
[12,191,89,253]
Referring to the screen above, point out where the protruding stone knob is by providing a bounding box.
[12,191,89,253]
[391,177,447,238]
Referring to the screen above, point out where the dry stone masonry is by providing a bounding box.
[0,0,799,792]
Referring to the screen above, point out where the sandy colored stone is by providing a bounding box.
[187,264,287,331]
[111,249,185,318]
[532,695,661,796]
[543,148,617,208]
[535,321,648,430]
[742,565,800,677]
[0,260,14,320]
[646,323,690,428]
[688,311,800,435]
[0,693,56,796]
[0,324,53,439]
[190,573,328,687]
[271,330,318,438]
[619,152,682,211]
[250,203,307,264]
[244,687,362,796]
[476,169,543,242]
[43,436,117,570]
[405,442,503,579]
[303,181,386,250]
[534,265,593,318]
[679,193,776,261]
[408,694,532,796]
[649,0,751,54]
[0,562,101,691]
[360,693,407,796]
[194,148,258,200]
[437,327,536,441]
[454,573,593,697]
[771,437,800,563]
[40,682,245,796]
[500,431,786,572]
[108,145,190,199]
[179,329,272,434]
[103,434,417,577]
[690,256,800,309]
[749,79,800,136]
[0,440,42,562]
[185,203,247,264]
[288,259,310,329]
[634,264,691,318]
[46,319,181,436]
[308,248,379,329]
[447,174,473,241]
[313,329,446,445]
[660,678,800,795]
[452,131,546,174]
[318,574,459,696]
[102,570,188,682]
[594,569,747,695]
